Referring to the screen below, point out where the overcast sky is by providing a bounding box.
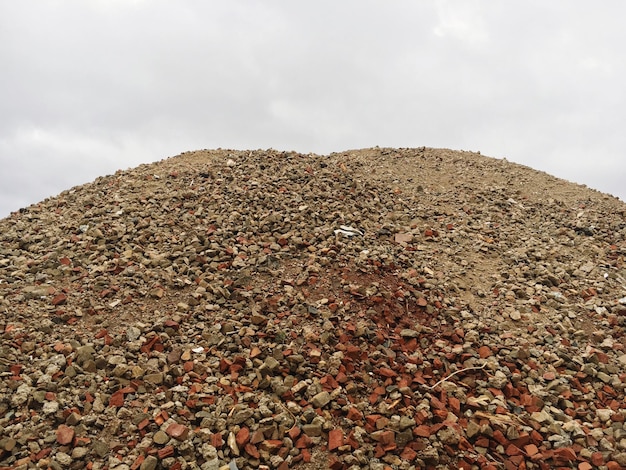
[1,1,625,218]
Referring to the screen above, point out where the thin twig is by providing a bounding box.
[275,398,297,423]
[425,362,489,391]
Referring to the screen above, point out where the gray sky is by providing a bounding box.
[1,1,625,218]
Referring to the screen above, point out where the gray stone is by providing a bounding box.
[437,426,460,445]
[140,455,158,470]
[302,423,323,437]
[144,372,163,384]
[153,430,169,445]
[229,406,254,425]
[596,408,614,422]
[466,420,481,438]
[310,391,331,408]
[71,447,90,459]
[126,326,142,342]
[92,440,109,458]
[54,452,73,466]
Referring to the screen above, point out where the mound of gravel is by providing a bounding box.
[1,147,626,470]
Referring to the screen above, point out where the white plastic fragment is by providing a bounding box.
[334,225,363,237]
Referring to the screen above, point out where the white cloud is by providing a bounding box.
[1,1,626,217]
[433,0,489,45]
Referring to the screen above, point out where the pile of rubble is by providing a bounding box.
[1,148,626,469]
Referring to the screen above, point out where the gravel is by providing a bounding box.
[1,147,626,469]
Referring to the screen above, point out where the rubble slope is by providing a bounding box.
[1,148,626,470]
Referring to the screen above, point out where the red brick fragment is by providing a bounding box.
[493,430,508,445]
[478,345,492,358]
[555,447,577,461]
[335,371,348,383]
[130,455,144,470]
[606,462,622,470]
[506,444,522,456]
[591,452,604,466]
[166,423,189,441]
[430,395,446,409]
[524,444,539,456]
[250,429,265,444]
[365,414,382,427]
[296,434,314,449]
[236,427,250,447]
[400,446,418,461]
[33,447,52,461]
[56,424,74,445]
[372,430,395,446]
[52,293,67,305]
[529,430,543,443]
[328,429,343,451]
[158,445,174,459]
[211,432,223,448]
[378,367,398,378]
[345,431,359,450]
[506,456,524,469]
[413,425,431,437]
[288,426,301,440]
[260,439,283,453]
[163,319,179,330]
[578,463,593,470]
[328,455,343,470]
[346,407,363,421]
[244,443,260,459]
[375,416,390,430]
[300,448,312,463]
[448,396,461,414]
[475,437,490,448]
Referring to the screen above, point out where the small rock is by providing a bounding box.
[144,372,164,384]
[166,423,189,441]
[437,426,460,445]
[56,424,74,445]
[153,430,170,445]
[310,391,331,408]
[370,430,395,445]
[263,356,280,372]
[140,455,158,470]
[466,420,481,438]
[43,401,60,414]
[126,326,141,341]
[531,410,553,424]
[54,451,73,466]
[597,409,614,422]
[92,440,109,458]
[230,405,254,425]
[302,423,323,437]
[509,309,521,321]
[400,328,420,338]
[227,432,239,456]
